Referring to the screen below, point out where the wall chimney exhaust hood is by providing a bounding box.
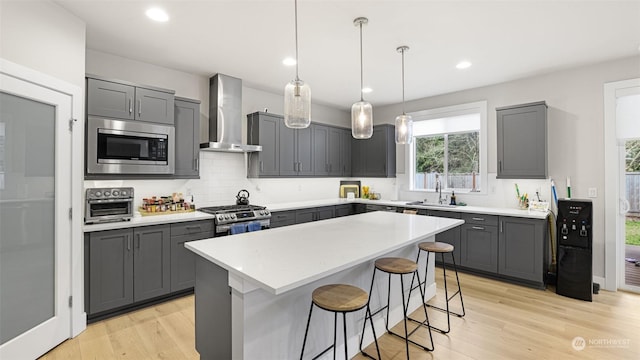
[200,74,262,152]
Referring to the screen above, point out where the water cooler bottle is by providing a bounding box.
[556,199,593,301]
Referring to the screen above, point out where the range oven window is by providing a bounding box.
[97,129,168,163]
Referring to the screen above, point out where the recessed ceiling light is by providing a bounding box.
[282,57,297,66]
[146,8,169,22]
[362,87,373,94]
[456,60,472,69]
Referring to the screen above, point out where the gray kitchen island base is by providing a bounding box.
[187,212,463,360]
[194,243,436,360]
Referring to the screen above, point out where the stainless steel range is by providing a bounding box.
[198,204,271,235]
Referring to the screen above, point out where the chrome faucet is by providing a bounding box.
[435,174,445,204]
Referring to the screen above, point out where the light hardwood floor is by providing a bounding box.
[41,269,640,359]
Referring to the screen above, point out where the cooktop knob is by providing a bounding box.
[104,191,111,197]
[231,214,236,219]
[95,191,102,197]
[121,190,128,196]
[112,190,120,196]
[264,210,269,215]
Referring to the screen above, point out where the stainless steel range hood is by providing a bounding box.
[200,74,261,152]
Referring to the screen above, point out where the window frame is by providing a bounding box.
[407,101,488,194]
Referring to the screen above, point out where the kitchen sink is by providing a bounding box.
[405,201,457,208]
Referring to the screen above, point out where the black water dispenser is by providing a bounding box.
[556,199,593,301]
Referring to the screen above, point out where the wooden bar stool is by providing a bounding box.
[300,284,381,360]
[409,242,465,334]
[363,257,434,359]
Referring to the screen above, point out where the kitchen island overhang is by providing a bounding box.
[186,211,464,360]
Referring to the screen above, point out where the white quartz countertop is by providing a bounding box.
[185,211,464,295]
[83,211,216,232]
[265,198,549,219]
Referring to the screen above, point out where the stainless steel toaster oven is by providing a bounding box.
[85,187,134,224]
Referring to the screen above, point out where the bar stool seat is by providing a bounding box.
[418,242,454,253]
[409,241,465,335]
[375,257,418,274]
[301,284,380,360]
[363,257,434,359]
[312,284,368,312]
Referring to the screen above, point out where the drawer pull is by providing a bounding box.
[186,226,202,233]
[471,217,485,221]
[472,226,485,230]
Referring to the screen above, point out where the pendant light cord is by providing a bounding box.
[294,0,300,81]
[401,48,406,115]
[359,22,364,102]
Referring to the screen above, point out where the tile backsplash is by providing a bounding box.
[84,151,397,209]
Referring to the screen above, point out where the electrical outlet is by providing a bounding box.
[588,188,597,198]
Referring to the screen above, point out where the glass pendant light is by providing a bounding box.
[395,46,413,144]
[284,0,311,128]
[351,17,373,139]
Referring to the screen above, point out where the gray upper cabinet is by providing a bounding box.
[247,112,280,177]
[87,77,175,125]
[132,225,171,302]
[312,124,343,176]
[279,121,313,176]
[87,78,135,120]
[174,97,200,178]
[498,217,547,285]
[247,111,352,178]
[312,124,329,176]
[340,129,352,176]
[352,124,396,178]
[496,101,547,179]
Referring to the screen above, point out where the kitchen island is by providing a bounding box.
[186,211,463,360]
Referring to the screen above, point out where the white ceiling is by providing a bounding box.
[56,0,640,110]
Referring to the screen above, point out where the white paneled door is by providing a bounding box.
[0,67,73,358]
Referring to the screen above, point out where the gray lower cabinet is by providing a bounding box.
[335,204,354,217]
[87,224,170,315]
[428,210,461,266]
[459,214,499,273]
[270,210,296,228]
[496,101,547,179]
[133,225,171,302]
[247,112,280,177]
[174,97,200,178]
[170,220,214,292]
[87,77,175,125]
[87,221,211,318]
[295,206,336,224]
[88,228,133,314]
[498,217,547,283]
[352,124,396,177]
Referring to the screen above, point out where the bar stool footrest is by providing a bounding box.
[387,328,434,351]
[425,303,465,318]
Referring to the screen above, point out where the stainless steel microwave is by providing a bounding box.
[87,117,175,174]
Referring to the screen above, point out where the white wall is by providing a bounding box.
[0,1,86,88]
[84,51,398,209]
[375,55,640,279]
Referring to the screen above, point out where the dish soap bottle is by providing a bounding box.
[450,191,457,205]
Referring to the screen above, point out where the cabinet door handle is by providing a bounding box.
[136,233,141,249]
[500,221,503,233]
[499,160,502,172]
[472,217,485,221]
[195,157,199,171]
[138,99,142,116]
[472,226,485,230]
[186,226,202,233]
[128,98,133,114]
[260,161,264,172]
[127,235,131,251]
